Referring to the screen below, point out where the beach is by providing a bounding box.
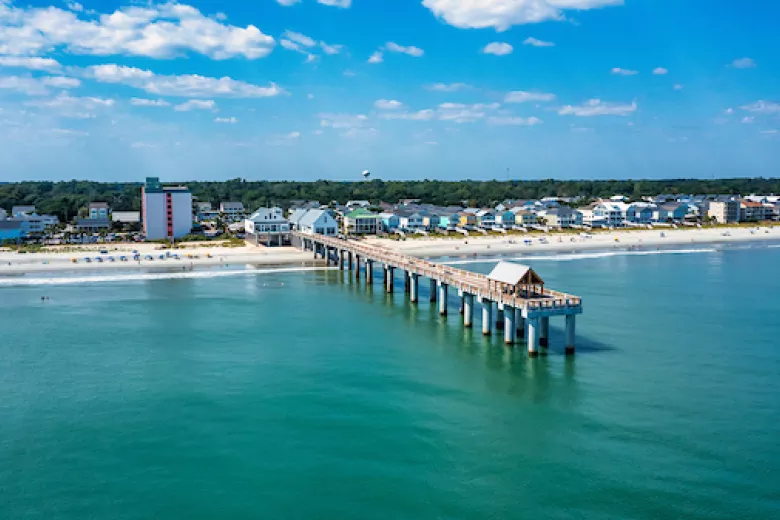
[367,225,780,258]
[0,226,777,276]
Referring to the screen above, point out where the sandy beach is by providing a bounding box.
[0,226,778,277]
[367,225,780,258]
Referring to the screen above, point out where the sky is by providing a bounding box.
[0,0,778,182]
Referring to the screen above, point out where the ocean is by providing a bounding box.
[2,243,779,519]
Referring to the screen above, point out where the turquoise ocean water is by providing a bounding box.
[2,244,780,519]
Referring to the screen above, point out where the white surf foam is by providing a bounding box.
[0,266,334,287]
[442,248,719,265]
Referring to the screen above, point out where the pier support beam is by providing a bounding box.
[366,260,373,284]
[410,274,419,303]
[355,255,360,280]
[515,308,526,339]
[459,294,465,315]
[429,279,437,303]
[482,299,492,336]
[404,272,410,293]
[496,305,505,331]
[348,252,353,271]
[540,317,550,349]
[463,293,474,328]
[385,266,394,293]
[527,318,540,358]
[339,250,345,270]
[504,307,516,345]
[438,282,448,316]
[565,315,576,356]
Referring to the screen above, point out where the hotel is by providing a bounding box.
[141,177,192,240]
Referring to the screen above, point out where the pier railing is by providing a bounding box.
[293,232,582,313]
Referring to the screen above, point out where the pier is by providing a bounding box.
[293,232,583,357]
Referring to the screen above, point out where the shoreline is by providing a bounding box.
[1,226,778,278]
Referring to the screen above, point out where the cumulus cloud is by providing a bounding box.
[425,82,471,92]
[276,0,301,5]
[523,37,554,47]
[380,109,436,121]
[482,42,513,55]
[652,67,668,75]
[504,90,555,103]
[487,116,542,126]
[611,67,638,76]
[0,74,80,95]
[740,101,780,114]
[368,51,383,63]
[374,99,404,110]
[385,42,424,57]
[85,64,283,98]
[730,57,756,69]
[130,98,171,107]
[0,1,275,59]
[558,99,637,116]
[279,30,343,60]
[316,0,352,7]
[422,0,624,31]
[0,55,61,71]
[215,116,238,123]
[173,99,216,112]
[41,76,80,88]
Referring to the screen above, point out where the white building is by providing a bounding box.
[296,209,339,236]
[141,177,192,240]
[245,207,291,246]
[220,202,246,222]
[11,205,35,217]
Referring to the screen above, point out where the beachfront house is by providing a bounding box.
[495,210,516,227]
[378,212,400,231]
[458,211,478,228]
[297,209,338,236]
[245,207,290,246]
[475,209,496,228]
[344,209,381,235]
[0,220,23,242]
[540,207,582,229]
[624,203,655,224]
[433,209,461,230]
[397,210,425,231]
[421,213,441,231]
[653,203,687,223]
[740,200,770,222]
[11,205,36,217]
[510,209,539,227]
[219,202,246,223]
[707,200,740,223]
[89,202,110,220]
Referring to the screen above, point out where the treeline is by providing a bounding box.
[1,178,779,222]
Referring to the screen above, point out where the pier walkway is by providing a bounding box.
[292,231,583,357]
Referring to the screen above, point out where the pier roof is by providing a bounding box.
[488,261,543,286]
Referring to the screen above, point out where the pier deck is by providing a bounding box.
[293,231,583,356]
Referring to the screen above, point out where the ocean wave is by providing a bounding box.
[0,266,334,287]
[442,248,719,265]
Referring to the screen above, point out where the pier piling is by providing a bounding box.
[482,299,492,336]
[463,293,474,328]
[504,306,516,345]
[540,317,550,349]
[565,315,576,356]
[527,318,540,358]
[515,308,525,339]
[410,274,419,303]
[438,282,448,316]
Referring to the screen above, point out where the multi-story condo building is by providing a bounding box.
[141,177,192,240]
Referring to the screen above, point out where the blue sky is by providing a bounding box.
[0,0,778,182]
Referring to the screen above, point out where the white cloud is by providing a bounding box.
[368,51,383,63]
[283,30,316,48]
[380,109,436,121]
[130,98,170,107]
[316,0,352,7]
[504,90,555,103]
[215,116,238,123]
[0,2,275,60]
[0,55,61,71]
[66,2,83,12]
[51,127,88,136]
[488,116,543,126]
[673,84,684,91]
[41,76,80,88]
[652,67,668,75]
[422,0,624,31]
[425,82,471,92]
[0,74,79,95]
[760,130,778,135]
[86,64,283,98]
[437,102,500,123]
[280,30,342,60]
[173,99,216,112]
[319,113,368,129]
[740,101,780,114]
[25,92,114,118]
[374,99,404,110]
[276,0,301,5]
[731,57,756,69]
[385,42,424,57]
[131,141,156,149]
[523,37,554,47]
[482,42,513,55]
[611,67,638,76]
[741,116,754,124]
[320,42,343,54]
[558,99,637,116]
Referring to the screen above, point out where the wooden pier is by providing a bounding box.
[293,231,583,357]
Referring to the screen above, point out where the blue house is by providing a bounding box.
[0,220,23,242]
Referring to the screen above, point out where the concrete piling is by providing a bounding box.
[482,299,492,336]
[438,282,448,316]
